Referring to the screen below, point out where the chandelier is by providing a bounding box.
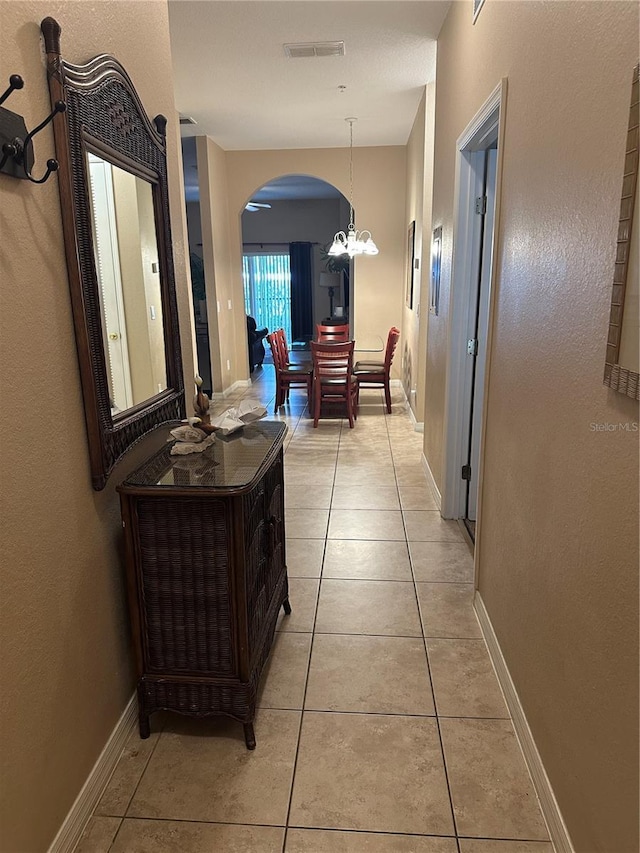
[328,118,379,258]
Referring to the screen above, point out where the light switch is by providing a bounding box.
[149,305,156,320]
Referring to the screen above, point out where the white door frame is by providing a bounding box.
[441,80,508,532]
[467,145,498,521]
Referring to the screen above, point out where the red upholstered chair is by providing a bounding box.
[266,331,312,413]
[353,327,400,414]
[311,339,358,428]
[316,323,350,343]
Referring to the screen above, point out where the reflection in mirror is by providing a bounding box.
[87,154,167,415]
[618,173,639,372]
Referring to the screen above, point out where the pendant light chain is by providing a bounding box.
[327,116,379,257]
[348,118,355,231]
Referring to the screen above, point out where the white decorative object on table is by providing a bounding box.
[168,423,215,455]
[210,400,268,435]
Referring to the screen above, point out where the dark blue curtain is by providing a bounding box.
[289,242,313,341]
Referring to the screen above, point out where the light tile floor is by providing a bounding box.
[77,367,554,853]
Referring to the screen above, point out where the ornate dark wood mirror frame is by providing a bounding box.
[604,63,639,401]
[42,17,185,489]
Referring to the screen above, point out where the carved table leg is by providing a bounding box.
[243,721,256,750]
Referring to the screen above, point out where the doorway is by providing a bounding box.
[240,175,349,348]
[442,81,506,546]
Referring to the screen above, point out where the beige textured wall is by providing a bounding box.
[416,82,436,425]
[225,146,406,377]
[0,2,193,850]
[402,91,425,414]
[197,135,245,390]
[427,2,639,850]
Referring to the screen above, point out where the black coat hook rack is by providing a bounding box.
[0,74,66,183]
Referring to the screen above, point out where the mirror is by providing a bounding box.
[87,154,167,414]
[618,171,639,373]
[41,17,185,488]
[604,62,639,400]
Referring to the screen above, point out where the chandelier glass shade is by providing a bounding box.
[329,118,379,258]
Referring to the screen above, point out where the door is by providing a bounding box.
[442,81,505,547]
[242,252,292,343]
[464,145,498,532]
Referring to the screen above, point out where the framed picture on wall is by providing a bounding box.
[406,221,416,309]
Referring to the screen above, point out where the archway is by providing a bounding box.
[241,175,351,354]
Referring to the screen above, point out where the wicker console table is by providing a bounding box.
[117,420,289,749]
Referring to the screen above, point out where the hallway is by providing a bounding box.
[78,369,553,852]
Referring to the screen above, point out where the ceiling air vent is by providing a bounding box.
[179,115,197,126]
[284,41,345,59]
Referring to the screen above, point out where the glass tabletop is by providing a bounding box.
[119,420,287,491]
[290,335,384,359]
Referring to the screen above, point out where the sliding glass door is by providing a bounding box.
[242,253,292,342]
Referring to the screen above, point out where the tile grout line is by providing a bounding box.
[106,717,166,852]
[105,811,554,845]
[285,401,404,842]
[280,629,485,640]
[385,407,463,853]
[280,405,342,853]
[289,575,475,584]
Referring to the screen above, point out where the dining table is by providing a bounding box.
[288,334,383,365]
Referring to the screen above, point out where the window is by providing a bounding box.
[242,253,292,342]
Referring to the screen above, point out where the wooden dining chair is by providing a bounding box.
[316,323,350,343]
[310,339,358,428]
[353,326,400,414]
[274,327,291,365]
[266,330,312,413]
[274,328,312,369]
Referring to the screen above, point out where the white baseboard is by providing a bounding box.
[420,451,442,510]
[48,694,137,853]
[407,405,424,433]
[391,381,424,432]
[408,389,424,433]
[212,379,252,400]
[474,594,574,853]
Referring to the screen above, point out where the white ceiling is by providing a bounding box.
[169,0,451,151]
